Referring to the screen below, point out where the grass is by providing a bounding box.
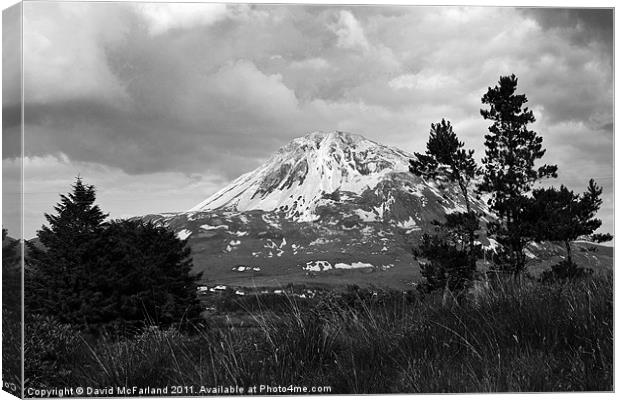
[24,272,613,394]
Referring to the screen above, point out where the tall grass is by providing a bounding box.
[25,273,613,393]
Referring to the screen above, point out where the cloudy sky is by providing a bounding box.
[1,1,613,239]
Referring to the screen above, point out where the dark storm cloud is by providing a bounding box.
[521,8,613,53]
[2,104,21,159]
[21,98,285,178]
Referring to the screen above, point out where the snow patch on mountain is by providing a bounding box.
[305,261,332,272]
[334,262,374,269]
[397,216,418,229]
[304,260,378,272]
[176,229,192,240]
[200,224,228,231]
[354,209,379,222]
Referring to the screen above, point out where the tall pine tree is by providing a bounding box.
[410,119,480,291]
[26,178,109,324]
[479,75,557,275]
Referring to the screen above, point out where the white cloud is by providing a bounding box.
[135,3,229,35]
[23,2,131,104]
[333,10,370,51]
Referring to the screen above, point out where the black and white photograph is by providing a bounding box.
[1,0,615,396]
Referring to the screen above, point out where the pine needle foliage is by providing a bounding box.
[410,119,481,291]
[479,75,557,274]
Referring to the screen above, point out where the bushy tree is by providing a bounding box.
[414,231,471,293]
[591,233,613,243]
[2,228,20,265]
[410,119,480,291]
[527,179,610,279]
[89,219,203,330]
[26,178,202,332]
[479,75,557,275]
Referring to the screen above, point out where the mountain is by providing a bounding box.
[140,131,610,290]
[189,131,490,229]
[190,131,415,221]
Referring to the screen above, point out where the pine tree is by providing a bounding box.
[26,177,109,324]
[527,180,609,270]
[479,75,557,275]
[410,119,480,291]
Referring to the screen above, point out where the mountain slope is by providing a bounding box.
[188,131,490,227]
[190,131,417,221]
[140,131,610,290]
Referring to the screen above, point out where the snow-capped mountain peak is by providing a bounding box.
[189,131,414,220]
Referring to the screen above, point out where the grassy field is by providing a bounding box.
[24,272,613,394]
